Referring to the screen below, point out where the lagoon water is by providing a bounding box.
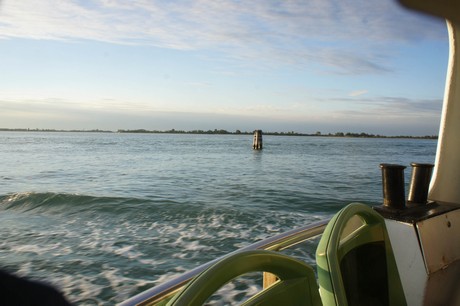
[0,132,436,305]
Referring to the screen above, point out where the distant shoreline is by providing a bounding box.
[0,128,438,139]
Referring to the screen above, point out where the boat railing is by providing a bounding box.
[119,219,329,306]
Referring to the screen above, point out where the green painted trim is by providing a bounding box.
[316,203,407,306]
[167,250,321,306]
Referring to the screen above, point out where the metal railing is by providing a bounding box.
[120,219,329,306]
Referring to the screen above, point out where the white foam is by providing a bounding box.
[11,244,47,255]
[54,274,104,305]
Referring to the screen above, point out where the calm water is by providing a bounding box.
[0,132,436,305]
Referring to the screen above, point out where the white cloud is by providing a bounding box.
[0,0,447,74]
[329,95,442,119]
[349,90,368,97]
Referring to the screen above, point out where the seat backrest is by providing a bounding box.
[167,250,322,306]
[316,203,406,306]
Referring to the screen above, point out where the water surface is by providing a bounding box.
[0,132,436,304]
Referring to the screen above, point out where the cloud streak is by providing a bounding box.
[349,90,368,97]
[328,95,442,120]
[0,94,442,136]
[0,0,446,74]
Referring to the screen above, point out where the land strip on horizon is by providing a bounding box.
[0,128,438,139]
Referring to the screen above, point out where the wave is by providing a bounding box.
[0,192,236,221]
[0,190,345,221]
[0,192,153,215]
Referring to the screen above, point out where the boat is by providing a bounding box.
[120,1,460,305]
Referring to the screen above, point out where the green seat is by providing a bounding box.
[316,203,406,306]
[167,250,322,306]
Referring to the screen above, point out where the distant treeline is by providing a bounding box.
[0,128,437,139]
[0,128,111,133]
[116,129,437,139]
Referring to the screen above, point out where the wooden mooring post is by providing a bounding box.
[253,130,263,150]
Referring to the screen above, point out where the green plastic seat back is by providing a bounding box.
[316,203,406,306]
[166,250,322,306]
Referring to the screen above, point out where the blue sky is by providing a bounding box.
[0,0,449,135]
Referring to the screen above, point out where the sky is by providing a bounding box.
[0,0,450,136]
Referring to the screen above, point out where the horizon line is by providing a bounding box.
[0,127,438,139]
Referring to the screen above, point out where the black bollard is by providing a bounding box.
[380,164,406,209]
[407,163,434,205]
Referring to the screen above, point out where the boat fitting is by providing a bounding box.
[408,163,434,205]
[380,164,406,209]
